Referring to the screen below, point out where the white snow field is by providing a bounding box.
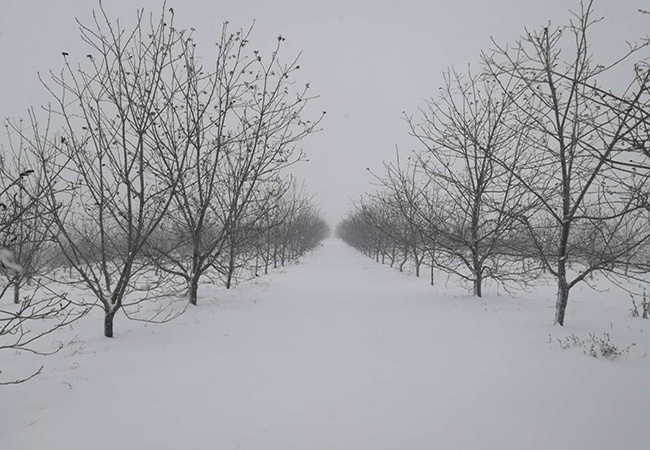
[2,238,650,450]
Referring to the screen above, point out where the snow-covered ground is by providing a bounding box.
[1,238,649,449]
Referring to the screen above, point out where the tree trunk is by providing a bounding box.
[13,280,20,304]
[226,243,236,289]
[555,213,572,325]
[188,277,199,306]
[470,191,483,297]
[473,271,482,297]
[413,248,422,278]
[399,257,407,272]
[555,278,570,326]
[104,309,116,338]
[471,247,482,297]
[226,265,234,289]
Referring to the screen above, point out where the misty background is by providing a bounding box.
[0,0,645,225]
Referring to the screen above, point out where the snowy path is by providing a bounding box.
[2,239,649,449]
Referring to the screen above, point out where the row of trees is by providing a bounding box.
[338,1,650,326]
[1,2,328,385]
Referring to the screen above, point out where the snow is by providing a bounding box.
[2,238,650,449]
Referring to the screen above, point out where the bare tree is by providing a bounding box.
[397,68,535,296]
[35,5,189,337]
[148,23,323,304]
[0,122,60,304]
[483,0,650,324]
[1,121,86,384]
[366,176,428,276]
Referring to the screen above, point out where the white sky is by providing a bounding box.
[0,0,647,225]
